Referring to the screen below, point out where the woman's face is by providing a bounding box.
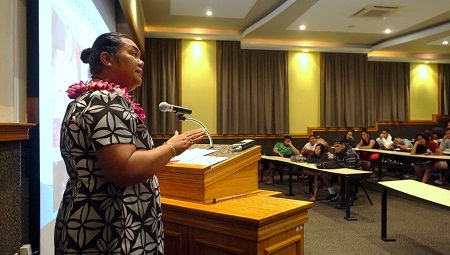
[309,136,316,145]
[109,38,144,91]
[346,132,353,139]
[445,130,450,139]
[314,145,322,155]
[362,132,368,140]
[416,136,426,145]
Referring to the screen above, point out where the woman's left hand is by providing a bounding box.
[167,129,206,155]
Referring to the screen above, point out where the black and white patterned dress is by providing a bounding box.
[54,89,164,254]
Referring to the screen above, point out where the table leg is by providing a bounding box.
[285,166,295,196]
[381,187,396,241]
[344,176,357,221]
[378,154,383,182]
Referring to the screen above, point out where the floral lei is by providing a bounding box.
[66,80,146,121]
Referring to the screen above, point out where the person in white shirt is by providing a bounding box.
[440,128,450,151]
[376,129,393,149]
[301,135,317,157]
[436,128,450,185]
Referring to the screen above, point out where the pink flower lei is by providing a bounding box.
[66,80,146,121]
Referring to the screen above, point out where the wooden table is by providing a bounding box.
[378,180,450,241]
[261,155,372,221]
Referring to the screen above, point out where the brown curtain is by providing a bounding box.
[368,61,409,121]
[439,64,450,115]
[217,41,289,134]
[133,38,181,135]
[321,53,409,128]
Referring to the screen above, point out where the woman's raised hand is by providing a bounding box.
[167,129,206,155]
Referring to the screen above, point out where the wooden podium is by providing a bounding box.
[158,144,313,255]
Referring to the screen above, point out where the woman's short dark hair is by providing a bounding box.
[80,32,131,76]
[316,143,326,155]
[415,133,425,141]
[361,128,370,137]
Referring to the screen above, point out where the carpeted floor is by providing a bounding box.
[258,171,450,255]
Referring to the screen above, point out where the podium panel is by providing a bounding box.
[158,145,261,203]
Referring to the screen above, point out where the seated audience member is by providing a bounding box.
[440,128,450,151]
[318,138,362,209]
[356,128,379,176]
[436,128,450,184]
[316,137,333,155]
[387,137,414,177]
[303,144,330,201]
[329,138,362,169]
[431,126,445,142]
[343,130,357,148]
[376,129,393,149]
[259,136,300,184]
[411,133,448,184]
[301,135,317,157]
[389,137,413,150]
[431,131,440,144]
[423,129,437,144]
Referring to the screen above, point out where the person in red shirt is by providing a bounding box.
[411,133,448,183]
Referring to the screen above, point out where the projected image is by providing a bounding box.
[51,15,81,148]
[50,11,82,210]
[39,0,113,254]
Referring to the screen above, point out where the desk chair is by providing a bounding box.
[352,160,374,206]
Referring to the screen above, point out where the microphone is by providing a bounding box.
[159,102,192,115]
[160,101,213,148]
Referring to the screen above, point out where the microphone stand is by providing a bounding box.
[176,113,214,148]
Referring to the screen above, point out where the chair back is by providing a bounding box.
[360,160,371,171]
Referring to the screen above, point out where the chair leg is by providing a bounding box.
[361,185,373,205]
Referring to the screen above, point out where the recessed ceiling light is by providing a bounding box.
[195,37,202,41]
[206,11,212,16]
[302,49,309,53]
[443,41,449,45]
[384,29,391,34]
[299,25,306,30]
[425,61,429,64]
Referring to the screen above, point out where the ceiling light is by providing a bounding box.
[425,61,429,64]
[299,25,306,30]
[195,37,202,41]
[302,49,309,53]
[206,11,212,16]
[384,29,391,34]
[443,41,449,45]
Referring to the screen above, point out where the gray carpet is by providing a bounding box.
[258,173,450,255]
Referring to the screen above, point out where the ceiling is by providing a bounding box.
[140,0,450,63]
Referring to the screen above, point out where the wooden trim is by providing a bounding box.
[0,123,36,142]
